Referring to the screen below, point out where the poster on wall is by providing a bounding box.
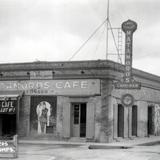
[30,96,57,135]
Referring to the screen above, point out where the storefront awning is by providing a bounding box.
[0,91,23,100]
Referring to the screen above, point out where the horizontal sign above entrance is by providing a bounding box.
[0,79,100,96]
[114,81,141,89]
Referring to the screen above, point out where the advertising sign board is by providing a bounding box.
[0,135,18,158]
[114,81,141,89]
[0,79,100,96]
[0,100,17,114]
[115,20,141,90]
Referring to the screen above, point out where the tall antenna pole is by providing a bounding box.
[106,0,109,59]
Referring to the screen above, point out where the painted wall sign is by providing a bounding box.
[114,19,141,90]
[0,100,16,114]
[30,71,53,80]
[114,82,141,89]
[30,96,57,135]
[0,141,15,153]
[0,79,100,96]
[0,135,18,158]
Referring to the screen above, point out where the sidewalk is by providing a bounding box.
[19,136,160,148]
[88,136,160,149]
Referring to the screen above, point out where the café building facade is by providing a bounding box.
[0,60,160,142]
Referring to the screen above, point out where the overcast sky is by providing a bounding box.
[0,0,160,75]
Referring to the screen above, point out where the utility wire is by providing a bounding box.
[68,18,108,61]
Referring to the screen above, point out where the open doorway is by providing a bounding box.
[148,106,154,135]
[0,114,16,137]
[132,105,137,136]
[71,103,86,137]
[117,104,124,137]
[0,98,18,138]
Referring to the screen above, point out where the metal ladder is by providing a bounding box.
[117,28,123,63]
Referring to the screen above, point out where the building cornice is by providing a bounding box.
[0,60,159,84]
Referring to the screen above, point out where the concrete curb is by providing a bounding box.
[18,136,160,148]
[18,140,87,145]
[88,145,132,149]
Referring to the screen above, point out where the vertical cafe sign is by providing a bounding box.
[115,19,141,89]
[122,19,137,83]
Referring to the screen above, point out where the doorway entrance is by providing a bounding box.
[132,105,137,136]
[148,106,154,135]
[117,104,124,137]
[72,103,86,137]
[0,98,18,138]
[0,114,16,137]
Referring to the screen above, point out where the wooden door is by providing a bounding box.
[118,104,124,137]
[148,106,154,135]
[72,103,87,137]
[132,105,137,136]
[80,103,86,137]
[72,104,80,137]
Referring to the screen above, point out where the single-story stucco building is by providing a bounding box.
[0,59,160,142]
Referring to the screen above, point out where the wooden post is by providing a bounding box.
[16,97,20,135]
[15,96,20,158]
[13,135,18,158]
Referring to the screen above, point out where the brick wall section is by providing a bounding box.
[19,96,30,137]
